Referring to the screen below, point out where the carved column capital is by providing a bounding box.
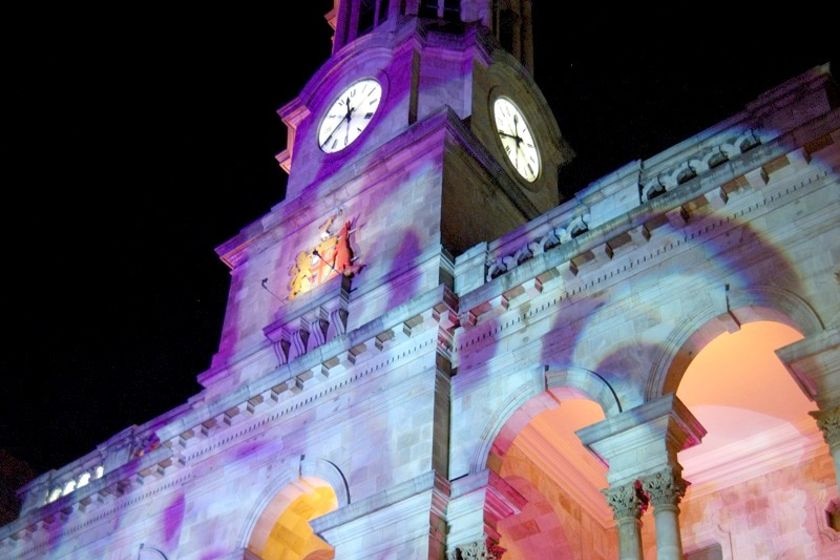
[812,406,840,449]
[641,468,687,509]
[603,480,648,521]
[449,537,506,560]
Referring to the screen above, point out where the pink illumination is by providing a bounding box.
[677,321,817,485]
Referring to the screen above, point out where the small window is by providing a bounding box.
[47,487,62,504]
[94,465,105,479]
[77,471,91,488]
[61,480,76,496]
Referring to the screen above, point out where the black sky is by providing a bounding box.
[2,4,837,477]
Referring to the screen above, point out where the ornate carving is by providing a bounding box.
[289,211,361,299]
[450,537,506,560]
[812,406,840,449]
[641,468,687,508]
[603,480,648,520]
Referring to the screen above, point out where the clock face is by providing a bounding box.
[318,79,382,153]
[493,97,540,182]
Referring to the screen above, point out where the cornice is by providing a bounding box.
[455,129,838,348]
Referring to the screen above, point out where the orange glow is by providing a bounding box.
[677,321,816,482]
[253,480,337,560]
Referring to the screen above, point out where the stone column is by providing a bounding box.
[577,394,705,560]
[642,468,687,560]
[603,480,646,560]
[812,406,840,489]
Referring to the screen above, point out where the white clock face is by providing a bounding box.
[318,79,382,153]
[493,97,540,182]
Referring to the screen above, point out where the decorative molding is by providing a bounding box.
[460,152,832,339]
[462,169,833,372]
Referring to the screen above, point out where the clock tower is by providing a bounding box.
[206,1,571,557]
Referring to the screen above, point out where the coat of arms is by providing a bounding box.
[288,211,361,299]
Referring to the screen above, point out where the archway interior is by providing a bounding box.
[250,478,338,560]
[668,320,838,559]
[491,396,611,558]
[486,320,822,558]
[676,320,814,483]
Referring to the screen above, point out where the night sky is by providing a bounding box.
[2,4,837,479]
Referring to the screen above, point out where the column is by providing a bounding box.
[577,394,705,560]
[642,467,687,560]
[603,480,646,560]
[812,406,840,489]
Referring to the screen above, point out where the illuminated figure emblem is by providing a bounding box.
[289,212,361,299]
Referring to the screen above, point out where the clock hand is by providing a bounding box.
[320,98,355,149]
[321,116,348,149]
[512,114,519,140]
[344,97,357,145]
[513,137,519,169]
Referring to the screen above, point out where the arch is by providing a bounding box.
[300,457,350,507]
[471,365,617,473]
[484,389,613,557]
[545,366,623,417]
[646,285,825,400]
[471,375,546,473]
[244,476,338,560]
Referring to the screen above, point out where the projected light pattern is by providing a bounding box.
[2,6,839,560]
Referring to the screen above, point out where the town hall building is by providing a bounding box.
[2,1,839,558]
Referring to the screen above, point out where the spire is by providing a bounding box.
[326,1,534,73]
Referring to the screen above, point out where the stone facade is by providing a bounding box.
[2,2,839,559]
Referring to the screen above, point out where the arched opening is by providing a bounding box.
[676,321,817,482]
[487,391,614,558]
[673,320,836,558]
[247,477,338,560]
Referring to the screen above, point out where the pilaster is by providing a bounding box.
[446,470,524,560]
